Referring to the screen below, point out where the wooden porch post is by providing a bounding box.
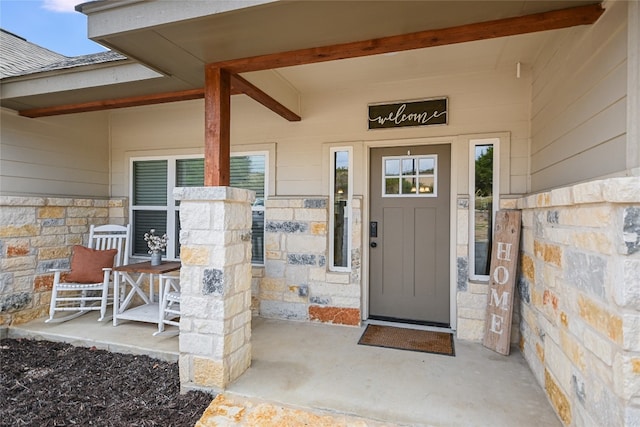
[204,66,231,186]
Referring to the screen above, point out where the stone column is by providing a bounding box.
[174,187,254,392]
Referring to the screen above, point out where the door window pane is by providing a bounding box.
[419,158,434,174]
[385,178,399,195]
[418,177,434,194]
[383,155,436,197]
[385,159,400,176]
[402,159,415,175]
[403,177,416,193]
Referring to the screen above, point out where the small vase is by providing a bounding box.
[150,252,162,266]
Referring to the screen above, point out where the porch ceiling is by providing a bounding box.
[1,0,601,113]
[85,0,600,85]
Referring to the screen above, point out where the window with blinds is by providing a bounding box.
[231,156,265,264]
[131,154,266,264]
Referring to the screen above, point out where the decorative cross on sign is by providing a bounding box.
[482,210,522,355]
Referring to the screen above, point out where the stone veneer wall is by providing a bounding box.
[257,196,362,326]
[516,178,640,426]
[0,196,127,326]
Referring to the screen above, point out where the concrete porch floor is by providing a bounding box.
[6,314,561,427]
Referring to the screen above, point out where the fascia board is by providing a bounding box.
[80,0,276,39]
[0,63,163,99]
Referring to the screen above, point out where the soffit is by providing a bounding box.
[90,0,600,88]
[1,0,600,112]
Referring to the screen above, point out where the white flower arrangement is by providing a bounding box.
[144,229,168,254]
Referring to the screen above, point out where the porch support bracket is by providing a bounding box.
[230,74,301,122]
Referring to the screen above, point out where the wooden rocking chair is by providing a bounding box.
[46,224,131,323]
[154,274,181,336]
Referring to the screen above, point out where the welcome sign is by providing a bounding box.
[368,97,448,130]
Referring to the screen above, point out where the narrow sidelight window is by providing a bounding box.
[469,139,499,279]
[330,148,352,270]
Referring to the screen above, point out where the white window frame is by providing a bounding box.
[381,154,438,198]
[329,146,353,272]
[232,150,269,266]
[130,152,268,265]
[468,138,500,280]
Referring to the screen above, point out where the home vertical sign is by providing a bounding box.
[482,210,522,355]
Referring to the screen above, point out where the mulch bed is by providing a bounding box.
[0,338,214,427]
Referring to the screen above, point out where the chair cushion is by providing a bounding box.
[66,245,118,284]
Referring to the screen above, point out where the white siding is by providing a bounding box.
[109,66,531,199]
[530,1,628,192]
[0,109,110,197]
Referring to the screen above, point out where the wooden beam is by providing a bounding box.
[230,74,301,122]
[19,88,207,118]
[18,78,300,121]
[204,66,231,186]
[18,3,602,119]
[213,4,605,73]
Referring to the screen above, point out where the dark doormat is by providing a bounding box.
[358,324,455,356]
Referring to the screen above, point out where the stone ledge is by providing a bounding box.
[0,196,46,207]
[0,196,121,208]
[174,186,255,203]
[518,178,640,210]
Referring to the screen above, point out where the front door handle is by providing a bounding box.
[370,241,377,248]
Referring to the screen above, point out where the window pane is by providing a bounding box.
[334,199,348,267]
[402,177,416,194]
[385,178,399,194]
[133,210,167,255]
[334,151,349,198]
[230,155,266,265]
[132,155,267,264]
[175,211,181,257]
[333,151,349,268]
[385,159,400,176]
[251,210,264,264]
[176,158,204,187]
[230,156,265,200]
[474,145,494,275]
[133,161,167,206]
[419,158,435,174]
[402,158,415,175]
[418,177,434,194]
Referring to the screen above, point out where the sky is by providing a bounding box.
[0,0,107,56]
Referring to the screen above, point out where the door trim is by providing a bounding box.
[361,136,458,330]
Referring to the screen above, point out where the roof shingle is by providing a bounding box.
[0,28,125,79]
